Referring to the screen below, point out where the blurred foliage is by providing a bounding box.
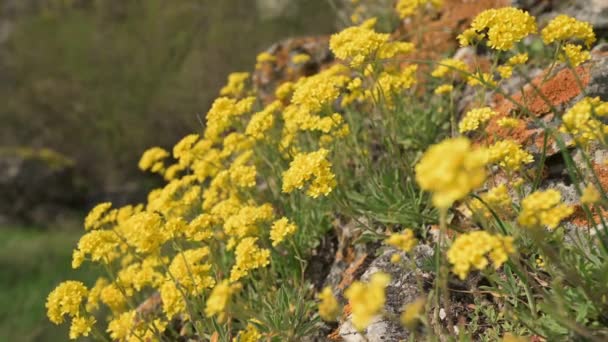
[0,0,335,190]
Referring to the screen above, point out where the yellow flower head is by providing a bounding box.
[560,97,608,147]
[46,281,89,324]
[138,147,169,174]
[69,316,96,340]
[220,72,250,97]
[581,184,601,205]
[345,272,391,331]
[415,137,488,209]
[560,43,591,66]
[205,280,241,320]
[488,140,533,172]
[282,148,337,198]
[541,14,596,47]
[385,229,418,252]
[396,0,443,19]
[517,189,574,229]
[447,231,514,279]
[400,297,426,330]
[329,24,389,67]
[459,107,498,133]
[230,237,271,282]
[270,217,297,246]
[234,323,262,342]
[84,202,113,231]
[462,7,537,51]
[434,84,454,95]
[431,58,468,79]
[470,184,512,219]
[292,53,311,64]
[497,117,522,129]
[318,287,340,322]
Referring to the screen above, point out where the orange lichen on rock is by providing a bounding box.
[338,254,370,290]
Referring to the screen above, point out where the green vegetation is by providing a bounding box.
[0,225,98,341]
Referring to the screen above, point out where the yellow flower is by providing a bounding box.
[329,24,389,67]
[385,229,417,252]
[488,140,533,172]
[282,148,337,198]
[292,53,311,64]
[447,231,514,279]
[541,14,595,47]
[434,84,454,95]
[234,323,262,342]
[559,97,608,147]
[518,189,574,229]
[497,117,521,129]
[69,316,96,340]
[560,44,591,66]
[168,247,215,293]
[415,137,488,209]
[345,272,391,331]
[377,41,415,59]
[396,0,443,19]
[507,53,528,66]
[256,51,276,68]
[160,281,186,318]
[46,281,89,324]
[502,333,530,342]
[275,81,295,101]
[463,7,537,51]
[230,237,271,282]
[318,287,340,321]
[84,202,113,231]
[431,58,468,78]
[581,184,601,205]
[390,253,402,263]
[400,297,426,330]
[107,310,136,341]
[220,72,250,97]
[467,72,496,87]
[459,107,498,133]
[470,184,512,219]
[270,217,297,246]
[205,280,241,320]
[497,65,513,79]
[138,147,169,173]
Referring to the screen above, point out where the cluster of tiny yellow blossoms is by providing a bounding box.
[318,287,340,322]
[282,148,337,198]
[447,231,515,279]
[488,140,534,173]
[459,107,498,133]
[396,0,443,19]
[330,19,414,68]
[385,229,418,252]
[270,217,297,246]
[415,137,487,209]
[560,97,608,147]
[220,72,250,97]
[517,189,574,229]
[470,184,512,219]
[459,7,537,50]
[581,184,601,205]
[400,297,426,330]
[345,272,391,331]
[205,280,241,321]
[497,117,522,129]
[46,281,96,339]
[431,58,468,79]
[542,15,596,66]
[434,83,453,95]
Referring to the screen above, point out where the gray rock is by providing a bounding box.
[337,245,434,342]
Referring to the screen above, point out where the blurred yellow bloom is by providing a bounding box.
[386,229,417,252]
[345,272,391,331]
[318,287,340,321]
[518,189,574,229]
[459,107,498,133]
[400,297,426,330]
[447,231,514,279]
[581,184,601,205]
[270,217,297,246]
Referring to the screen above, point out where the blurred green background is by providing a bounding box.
[0,0,335,340]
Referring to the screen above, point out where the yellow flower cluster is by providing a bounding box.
[270,217,297,246]
[330,19,414,67]
[345,272,391,331]
[517,189,574,229]
[138,147,169,174]
[230,237,271,281]
[400,297,426,330]
[385,229,418,252]
[560,97,608,146]
[581,184,601,205]
[282,148,337,198]
[470,184,512,219]
[431,58,468,79]
[318,287,340,322]
[434,83,454,95]
[447,231,515,279]
[488,140,534,172]
[396,0,442,19]
[459,7,537,50]
[541,14,596,47]
[46,281,96,340]
[205,280,241,321]
[459,107,498,133]
[220,72,250,97]
[561,43,591,66]
[415,137,488,209]
[292,53,311,64]
[497,117,522,129]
